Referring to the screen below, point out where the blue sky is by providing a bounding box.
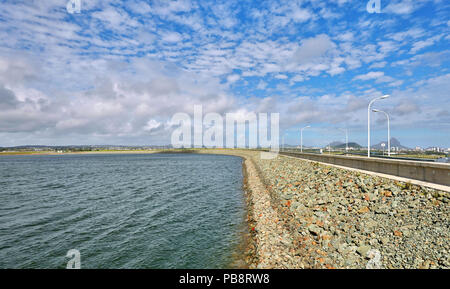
[0,0,449,148]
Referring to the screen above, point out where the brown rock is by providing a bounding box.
[358,206,370,214]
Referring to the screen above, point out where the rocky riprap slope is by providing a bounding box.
[255,154,449,269]
[199,150,449,269]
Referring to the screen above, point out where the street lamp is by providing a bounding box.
[339,128,348,153]
[300,125,310,153]
[368,94,390,157]
[372,109,391,156]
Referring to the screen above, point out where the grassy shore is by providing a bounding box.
[0,149,185,156]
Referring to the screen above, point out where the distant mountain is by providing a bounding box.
[372,137,409,150]
[333,142,362,149]
[326,141,362,148]
[328,141,343,147]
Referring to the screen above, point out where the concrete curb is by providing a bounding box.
[281,154,450,193]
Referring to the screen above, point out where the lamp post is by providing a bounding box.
[368,95,390,157]
[339,128,348,153]
[372,109,391,156]
[300,125,310,153]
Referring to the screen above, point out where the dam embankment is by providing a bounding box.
[199,149,449,269]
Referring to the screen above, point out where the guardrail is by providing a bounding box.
[279,151,450,187]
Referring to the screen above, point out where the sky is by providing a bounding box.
[0,0,449,148]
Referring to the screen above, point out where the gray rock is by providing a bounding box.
[380,237,389,245]
[356,245,371,257]
[307,224,322,236]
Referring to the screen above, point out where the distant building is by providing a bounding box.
[426,147,444,153]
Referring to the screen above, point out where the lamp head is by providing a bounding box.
[381,94,390,99]
[372,109,379,112]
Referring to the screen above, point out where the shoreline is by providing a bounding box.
[197,150,303,268]
[0,150,164,156]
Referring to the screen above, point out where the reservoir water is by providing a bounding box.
[0,153,246,268]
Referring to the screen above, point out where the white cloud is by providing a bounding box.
[144,119,162,132]
[384,0,420,15]
[291,8,313,23]
[92,7,139,32]
[336,32,354,42]
[369,61,387,69]
[294,34,335,64]
[409,34,443,54]
[256,80,267,90]
[387,27,425,41]
[353,71,397,83]
[226,74,240,83]
[161,31,184,43]
[274,74,288,79]
[353,71,385,81]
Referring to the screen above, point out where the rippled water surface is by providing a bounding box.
[0,153,246,268]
